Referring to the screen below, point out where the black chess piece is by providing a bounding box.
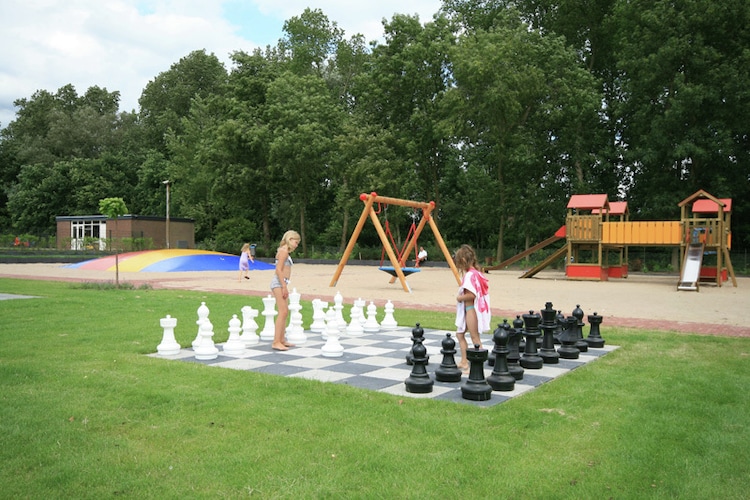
[539,302,560,364]
[571,305,589,352]
[404,337,433,393]
[520,310,543,369]
[487,325,515,391]
[461,344,492,401]
[435,333,462,382]
[554,310,565,344]
[505,319,525,380]
[406,323,426,365]
[585,312,606,348]
[513,314,525,351]
[557,316,580,359]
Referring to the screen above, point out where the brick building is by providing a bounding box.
[56,215,194,250]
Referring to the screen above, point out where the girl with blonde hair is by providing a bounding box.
[453,244,491,372]
[270,230,301,350]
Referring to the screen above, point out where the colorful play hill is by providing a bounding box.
[66,249,275,273]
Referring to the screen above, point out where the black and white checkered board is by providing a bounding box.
[151,327,618,407]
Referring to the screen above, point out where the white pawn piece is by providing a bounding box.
[363,301,380,333]
[259,295,277,341]
[285,288,307,344]
[321,307,344,357]
[223,314,246,356]
[239,306,259,346]
[310,299,328,333]
[333,291,347,331]
[381,299,398,330]
[192,301,210,348]
[157,314,181,356]
[194,319,219,360]
[354,297,367,327]
[346,302,364,337]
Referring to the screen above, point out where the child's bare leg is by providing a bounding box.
[271,288,290,350]
[465,308,482,348]
[456,331,469,370]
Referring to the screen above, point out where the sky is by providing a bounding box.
[0,0,443,127]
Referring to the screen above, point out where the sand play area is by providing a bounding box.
[1,261,748,337]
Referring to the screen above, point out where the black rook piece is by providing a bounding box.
[404,338,433,393]
[461,344,492,401]
[487,324,515,391]
[435,333,463,383]
[557,316,580,359]
[586,312,606,348]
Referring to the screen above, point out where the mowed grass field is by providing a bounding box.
[1,278,748,499]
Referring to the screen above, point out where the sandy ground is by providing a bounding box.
[1,262,748,336]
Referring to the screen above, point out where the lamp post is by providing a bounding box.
[163,180,170,249]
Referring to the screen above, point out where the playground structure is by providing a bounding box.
[330,192,461,293]
[486,190,736,290]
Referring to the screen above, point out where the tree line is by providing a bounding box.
[1,0,748,261]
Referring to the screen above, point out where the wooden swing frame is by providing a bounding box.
[330,192,461,293]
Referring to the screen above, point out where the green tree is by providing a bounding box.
[98,197,128,286]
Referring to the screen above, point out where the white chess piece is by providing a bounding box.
[192,301,210,348]
[321,307,344,357]
[354,297,367,327]
[346,302,364,337]
[157,314,181,356]
[381,299,398,330]
[286,288,307,344]
[223,314,246,356]
[310,299,328,333]
[260,295,277,341]
[363,301,380,333]
[333,291,347,331]
[239,306,259,346]
[194,319,219,360]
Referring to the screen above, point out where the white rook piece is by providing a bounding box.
[157,314,181,356]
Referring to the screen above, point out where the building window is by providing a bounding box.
[70,220,106,250]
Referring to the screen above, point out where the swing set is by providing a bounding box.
[330,192,461,293]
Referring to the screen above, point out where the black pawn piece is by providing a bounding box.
[572,305,589,352]
[505,319,525,380]
[435,333,462,382]
[487,325,515,391]
[557,316,580,359]
[461,344,492,401]
[406,323,426,365]
[520,310,543,369]
[539,302,560,364]
[586,312,606,348]
[405,338,433,393]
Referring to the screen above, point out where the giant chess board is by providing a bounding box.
[151,326,618,407]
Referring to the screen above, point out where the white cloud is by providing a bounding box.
[0,0,442,127]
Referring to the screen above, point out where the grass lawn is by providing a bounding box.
[1,278,748,499]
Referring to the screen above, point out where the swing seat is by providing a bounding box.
[379,266,421,277]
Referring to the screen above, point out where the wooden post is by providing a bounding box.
[330,193,377,287]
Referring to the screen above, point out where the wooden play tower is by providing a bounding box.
[493,190,736,290]
[330,192,461,293]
